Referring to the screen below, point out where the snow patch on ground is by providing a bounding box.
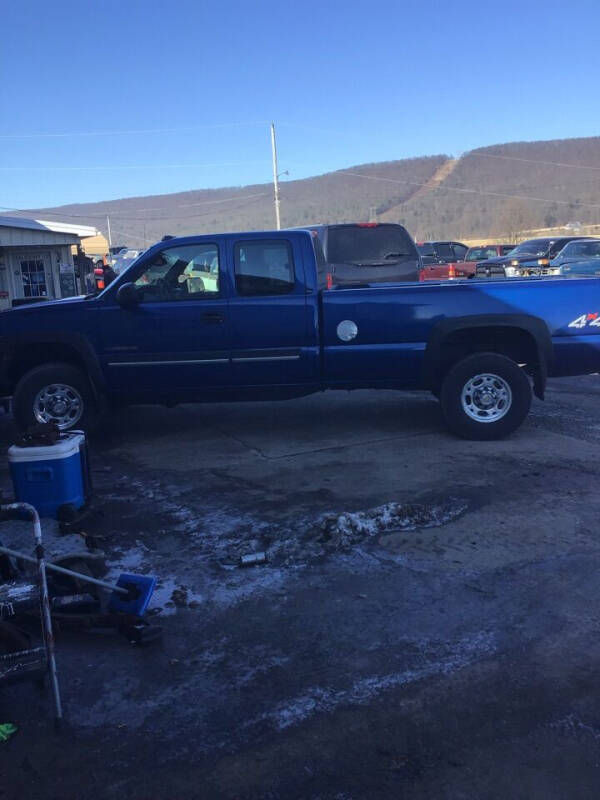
[267,497,468,564]
[85,483,469,615]
[318,499,468,548]
[250,630,496,732]
[550,713,600,741]
[106,543,148,574]
[148,574,205,615]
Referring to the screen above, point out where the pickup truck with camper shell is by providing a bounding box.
[295,222,421,285]
[2,229,600,441]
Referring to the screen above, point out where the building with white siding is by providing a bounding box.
[0,216,99,309]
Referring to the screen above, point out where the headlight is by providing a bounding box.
[505,266,522,277]
[537,258,549,266]
[510,259,520,266]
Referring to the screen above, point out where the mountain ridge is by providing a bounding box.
[4,134,600,245]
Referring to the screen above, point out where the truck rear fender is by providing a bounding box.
[423,314,552,400]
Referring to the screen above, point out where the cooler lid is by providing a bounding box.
[8,432,85,463]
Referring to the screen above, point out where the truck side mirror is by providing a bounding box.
[116,282,139,309]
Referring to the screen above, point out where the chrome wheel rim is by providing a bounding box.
[461,373,512,423]
[33,383,83,429]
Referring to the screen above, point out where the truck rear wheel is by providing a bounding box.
[13,362,99,433]
[440,352,531,440]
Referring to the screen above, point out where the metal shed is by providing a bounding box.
[0,217,99,309]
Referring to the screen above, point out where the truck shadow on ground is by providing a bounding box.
[95,390,446,451]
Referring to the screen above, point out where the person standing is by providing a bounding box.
[74,245,94,294]
[103,263,117,286]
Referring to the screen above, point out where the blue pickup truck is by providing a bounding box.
[1,229,600,440]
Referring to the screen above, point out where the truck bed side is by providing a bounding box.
[320,277,600,390]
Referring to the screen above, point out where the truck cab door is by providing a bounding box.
[226,234,318,388]
[98,241,231,398]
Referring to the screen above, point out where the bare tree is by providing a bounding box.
[491,198,537,242]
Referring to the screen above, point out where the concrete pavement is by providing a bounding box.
[2,380,600,799]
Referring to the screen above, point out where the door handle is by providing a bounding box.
[202,312,225,324]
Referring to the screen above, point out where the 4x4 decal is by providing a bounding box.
[568,313,600,329]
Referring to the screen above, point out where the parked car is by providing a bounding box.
[558,261,600,278]
[3,230,600,441]
[113,250,144,275]
[549,239,600,271]
[108,246,128,266]
[420,243,515,281]
[297,222,421,284]
[475,237,588,278]
[465,244,516,262]
[416,241,468,266]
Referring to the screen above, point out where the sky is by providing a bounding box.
[1,0,599,212]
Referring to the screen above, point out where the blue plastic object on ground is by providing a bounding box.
[108,573,157,617]
[8,432,86,518]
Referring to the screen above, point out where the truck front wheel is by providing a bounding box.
[13,363,99,433]
[440,353,532,440]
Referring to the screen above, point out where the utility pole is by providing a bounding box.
[270,122,281,230]
[106,215,112,250]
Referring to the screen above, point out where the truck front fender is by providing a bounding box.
[0,332,106,397]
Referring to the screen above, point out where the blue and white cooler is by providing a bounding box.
[8,431,92,518]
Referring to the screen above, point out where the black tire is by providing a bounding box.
[13,362,99,433]
[440,352,532,440]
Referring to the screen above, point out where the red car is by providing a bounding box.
[419,243,515,281]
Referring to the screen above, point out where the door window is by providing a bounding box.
[435,243,454,262]
[452,244,468,261]
[234,240,295,295]
[133,244,220,302]
[20,258,48,297]
[466,247,498,261]
[548,240,569,258]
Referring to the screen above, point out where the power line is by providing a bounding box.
[137,193,267,221]
[0,120,270,140]
[463,151,600,171]
[0,192,268,221]
[0,160,270,172]
[338,170,600,209]
[104,193,268,245]
[110,192,268,218]
[105,224,155,245]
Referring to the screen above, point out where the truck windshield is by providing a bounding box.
[327,225,416,265]
[510,239,552,256]
[561,241,600,258]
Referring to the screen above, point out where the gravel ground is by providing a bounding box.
[1,379,600,799]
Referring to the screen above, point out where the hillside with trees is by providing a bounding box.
[11,156,446,247]
[398,136,600,240]
[5,135,600,245]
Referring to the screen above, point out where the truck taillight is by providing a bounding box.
[96,278,105,290]
[448,264,456,278]
[326,273,333,290]
[418,270,425,282]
